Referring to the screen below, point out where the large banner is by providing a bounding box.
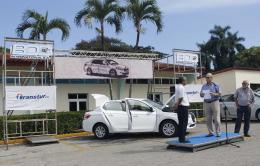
[165,84,203,106]
[55,57,153,79]
[185,84,203,103]
[11,42,53,59]
[5,86,56,111]
[174,51,199,67]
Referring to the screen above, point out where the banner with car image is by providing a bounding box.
[54,57,153,79]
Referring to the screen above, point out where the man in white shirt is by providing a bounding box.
[173,76,190,143]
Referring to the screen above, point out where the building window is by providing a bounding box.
[147,92,163,104]
[68,93,88,111]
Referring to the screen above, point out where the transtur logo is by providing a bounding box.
[187,91,199,95]
[16,93,49,100]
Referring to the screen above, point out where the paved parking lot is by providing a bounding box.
[0,122,259,166]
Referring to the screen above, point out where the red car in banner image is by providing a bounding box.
[83,58,129,78]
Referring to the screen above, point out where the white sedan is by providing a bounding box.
[220,92,260,120]
[83,94,196,139]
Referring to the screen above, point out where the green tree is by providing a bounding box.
[198,25,245,71]
[126,0,162,48]
[75,36,166,57]
[75,0,124,51]
[226,31,245,66]
[16,9,70,40]
[235,47,260,68]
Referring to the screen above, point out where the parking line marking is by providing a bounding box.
[60,141,93,152]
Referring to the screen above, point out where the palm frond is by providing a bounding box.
[48,18,70,40]
[106,15,122,33]
[16,21,34,38]
[75,8,92,26]
[22,9,43,22]
[29,29,40,40]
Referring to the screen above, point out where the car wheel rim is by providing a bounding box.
[87,69,91,75]
[95,126,106,138]
[163,123,175,136]
[110,70,116,77]
[258,112,260,120]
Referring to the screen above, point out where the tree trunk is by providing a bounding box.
[43,34,47,41]
[101,21,113,99]
[135,23,141,49]
[129,79,133,98]
[135,30,140,49]
[101,21,105,51]
[109,79,113,100]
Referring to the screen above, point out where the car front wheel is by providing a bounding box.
[87,68,92,75]
[93,123,109,139]
[109,69,117,77]
[160,120,177,138]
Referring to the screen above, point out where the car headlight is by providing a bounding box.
[189,112,196,122]
[116,67,124,70]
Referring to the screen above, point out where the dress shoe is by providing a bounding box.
[206,133,214,137]
[244,134,251,137]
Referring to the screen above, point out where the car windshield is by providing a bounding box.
[107,60,118,65]
[255,93,260,98]
[142,99,163,110]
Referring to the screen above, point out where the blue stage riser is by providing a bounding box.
[167,133,244,152]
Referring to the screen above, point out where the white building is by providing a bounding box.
[198,67,260,95]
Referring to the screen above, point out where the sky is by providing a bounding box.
[0,0,260,54]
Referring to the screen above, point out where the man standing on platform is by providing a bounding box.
[173,76,190,143]
[200,73,221,137]
[234,80,255,137]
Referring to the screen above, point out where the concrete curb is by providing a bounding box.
[0,132,93,145]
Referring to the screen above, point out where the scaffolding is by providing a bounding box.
[2,37,57,149]
[148,49,203,106]
[55,49,159,60]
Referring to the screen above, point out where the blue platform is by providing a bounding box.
[167,132,244,152]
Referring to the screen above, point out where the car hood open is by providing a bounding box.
[91,94,110,108]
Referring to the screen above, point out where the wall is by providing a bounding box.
[198,69,260,95]
[198,70,237,95]
[234,70,260,90]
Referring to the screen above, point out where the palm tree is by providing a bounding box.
[198,25,245,70]
[208,25,230,69]
[16,9,70,41]
[75,0,124,51]
[126,0,162,48]
[226,31,245,66]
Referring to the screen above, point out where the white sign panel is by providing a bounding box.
[55,57,153,79]
[185,84,203,103]
[5,86,56,111]
[174,51,199,67]
[164,84,203,107]
[11,43,53,59]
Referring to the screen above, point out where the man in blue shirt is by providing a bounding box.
[200,73,222,137]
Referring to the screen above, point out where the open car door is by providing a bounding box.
[127,99,157,132]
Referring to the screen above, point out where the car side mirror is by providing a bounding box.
[149,107,154,112]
